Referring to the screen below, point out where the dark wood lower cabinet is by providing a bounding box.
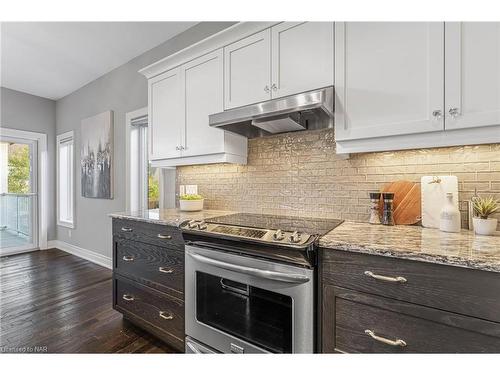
[114,275,184,352]
[321,249,500,353]
[112,218,185,352]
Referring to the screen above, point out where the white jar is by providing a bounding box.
[439,192,461,233]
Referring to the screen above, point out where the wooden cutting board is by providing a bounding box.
[379,180,421,225]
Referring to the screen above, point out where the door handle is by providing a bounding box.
[187,251,309,284]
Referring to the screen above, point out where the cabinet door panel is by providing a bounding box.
[224,29,271,109]
[182,49,225,157]
[271,22,334,98]
[335,22,445,141]
[445,22,500,130]
[148,68,183,159]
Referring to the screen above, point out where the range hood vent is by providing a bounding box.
[209,86,334,138]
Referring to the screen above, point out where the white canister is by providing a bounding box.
[439,192,461,233]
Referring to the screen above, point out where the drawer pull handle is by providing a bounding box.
[365,329,407,347]
[364,271,407,283]
[159,311,174,320]
[122,255,134,262]
[121,227,133,232]
[157,234,172,239]
[159,267,174,274]
[122,294,135,302]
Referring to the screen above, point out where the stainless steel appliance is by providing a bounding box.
[181,213,343,354]
[209,87,334,138]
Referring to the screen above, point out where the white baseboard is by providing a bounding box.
[48,240,112,269]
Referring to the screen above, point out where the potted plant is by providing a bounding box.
[472,196,499,236]
[179,194,204,212]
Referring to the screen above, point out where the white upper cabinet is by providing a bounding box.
[445,22,500,130]
[182,49,225,157]
[224,29,272,109]
[148,67,183,160]
[271,22,334,98]
[335,22,445,141]
[147,48,247,166]
[224,22,334,109]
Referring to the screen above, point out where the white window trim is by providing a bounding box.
[56,130,75,229]
[126,108,176,212]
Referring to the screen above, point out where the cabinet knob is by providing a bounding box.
[364,270,407,283]
[264,85,270,93]
[175,146,180,151]
[448,107,460,118]
[122,255,134,262]
[271,84,277,92]
[432,109,442,119]
[157,234,172,239]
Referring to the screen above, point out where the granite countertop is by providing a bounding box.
[109,208,234,227]
[320,221,500,273]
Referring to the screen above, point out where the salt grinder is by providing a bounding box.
[381,192,395,226]
[369,192,381,225]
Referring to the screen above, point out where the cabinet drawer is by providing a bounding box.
[324,287,500,353]
[114,276,184,351]
[321,249,500,322]
[114,238,184,296]
[112,218,184,250]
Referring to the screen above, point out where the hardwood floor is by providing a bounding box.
[0,248,177,353]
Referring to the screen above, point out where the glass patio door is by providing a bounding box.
[0,137,38,254]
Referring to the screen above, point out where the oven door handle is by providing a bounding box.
[188,252,310,284]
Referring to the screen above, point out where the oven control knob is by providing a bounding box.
[198,221,207,230]
[273,229,285,241]
[289,231,302,243]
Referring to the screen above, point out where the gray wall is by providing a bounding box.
[1,87,57,240]
[56,22,235,258]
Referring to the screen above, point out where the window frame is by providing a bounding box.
[56,131,75,228]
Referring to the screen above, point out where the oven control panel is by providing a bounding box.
[180,220,313,247]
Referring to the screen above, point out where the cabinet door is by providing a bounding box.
[271,22,334,98]
[224,29,271,109]
[445,22,500,130]
[148,67,183,160]
[335,22,445,141]
[182,49,225,157]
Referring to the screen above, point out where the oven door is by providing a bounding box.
[185,243,314,354]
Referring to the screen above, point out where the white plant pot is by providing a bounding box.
[473,217,498,236]
[179,199,204,212]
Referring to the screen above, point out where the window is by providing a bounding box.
[57,131,74,228]
[127,110,176,212]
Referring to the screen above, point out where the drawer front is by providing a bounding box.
[112,218,184,250]
[114,238,184,295]
[324,286,500,353]
[321,249,500,322]
[115,276,184,347]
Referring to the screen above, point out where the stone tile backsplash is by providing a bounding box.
[176,129,500,229]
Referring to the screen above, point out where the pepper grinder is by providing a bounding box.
[381,192,395,226]
[369,192,381,225]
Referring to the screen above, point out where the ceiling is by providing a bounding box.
[1,22,197,100]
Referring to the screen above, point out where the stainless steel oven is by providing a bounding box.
[185,243,315,354]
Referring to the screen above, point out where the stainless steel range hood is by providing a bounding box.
[209,86,334,138]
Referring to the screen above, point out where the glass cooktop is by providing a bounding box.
[206,213,343,236]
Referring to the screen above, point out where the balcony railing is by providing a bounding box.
[0,193,35,237]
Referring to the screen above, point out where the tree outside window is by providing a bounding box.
[7,143,31,194]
